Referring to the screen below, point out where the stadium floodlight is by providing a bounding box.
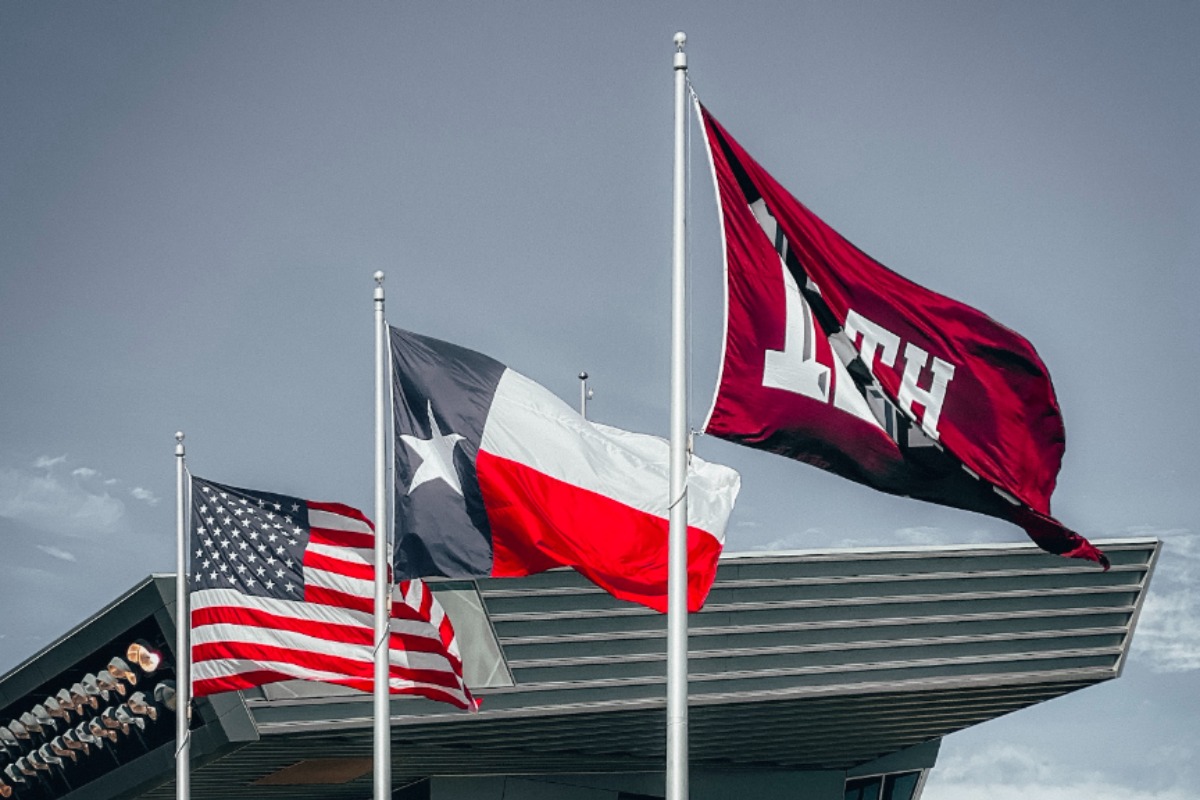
[14,757,35,777]
[114,706,144,732]
[81,674,110,703]
[126,691,158,722]
[31,704,57,731]
[87,718,117,744]
[73,723,103,750]
[153,681,177,712]
[69,683,96,711]
[49,737,77,763]
[0,727,19,751]
[6,721,29,741]
[56,688,80,716]
[25,751,49,772]
[107,656,138,687]
[125,641,163,674]
[17,713,42,736]
[62,729,89,756]
[99,708,130,737]
[45,696,73,723]
[2,764,24,784]
[36,744,64,768]
[95,671,126,697]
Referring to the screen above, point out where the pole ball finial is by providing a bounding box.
[373,271,385,284]
[674,32,686,49]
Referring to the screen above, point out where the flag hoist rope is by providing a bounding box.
[174,432,191,800]
[668,30,690,800]
[373,271,392,800]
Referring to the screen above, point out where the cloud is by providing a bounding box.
[1127,527,1200,673]
[72,467,99,479]
[35,544,77,562]
[0,458,126,536]
[130,486,160,506]
[33,455,66,470]
[923,743,1192,800]
[753,527,828,551]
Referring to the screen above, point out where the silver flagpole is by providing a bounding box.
[174,431,190,800]
[667,30,690,800]
[373,271,392,800]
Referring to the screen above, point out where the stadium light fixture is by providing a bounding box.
[62,729,89,756]
[153,681,177,712]
[126,641,163,674]
[49,737,77,763]
[69,683,96,711]
[126,691,158,722]
[31,704,57,731]
[6,721,29,742]
[3,764,26,784]
[87,718,117,744]
[95,671,126,697]
[73,723,102,750]
[107,656,138,687]
[114,706,144,732]
[81,674,110,703]
[56,688,81,716]
[44,696,73,723]
[0,727,19,752]
[25,751,49,773]
[99,708,132,737]
[13,758,34,778]
[17,713,42,736]
[36,744,64,768]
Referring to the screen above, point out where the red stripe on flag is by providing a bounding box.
[303,584,374,613]
[303,549,374,581]
[477,451,723,613]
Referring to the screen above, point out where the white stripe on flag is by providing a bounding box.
[308,506,373,534]
[481,368,740,540]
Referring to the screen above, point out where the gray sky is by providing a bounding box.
[1,3,1197,797]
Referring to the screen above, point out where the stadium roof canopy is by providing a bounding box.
[0,539,1158,800]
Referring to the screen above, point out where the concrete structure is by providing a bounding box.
[0,539,1159,800]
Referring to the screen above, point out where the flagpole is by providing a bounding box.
[667,30,690,800]
[174,431,190,800]
[373,271,392,800]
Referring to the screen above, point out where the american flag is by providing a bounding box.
[188,476,476,710]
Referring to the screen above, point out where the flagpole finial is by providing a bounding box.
[374,270,384,285]
[175,431,184,456]
[674,31,686,50]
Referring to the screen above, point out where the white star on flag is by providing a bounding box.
[400,400,466,496]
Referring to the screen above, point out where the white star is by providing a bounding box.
[400,401,465,496]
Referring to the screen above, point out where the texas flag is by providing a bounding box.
[389,327,742,612]
[696,103,1107,568]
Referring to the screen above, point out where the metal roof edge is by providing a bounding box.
[719,537,1160,561]
[0,574,168,703]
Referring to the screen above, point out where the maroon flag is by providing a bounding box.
[697,104,1107,568]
